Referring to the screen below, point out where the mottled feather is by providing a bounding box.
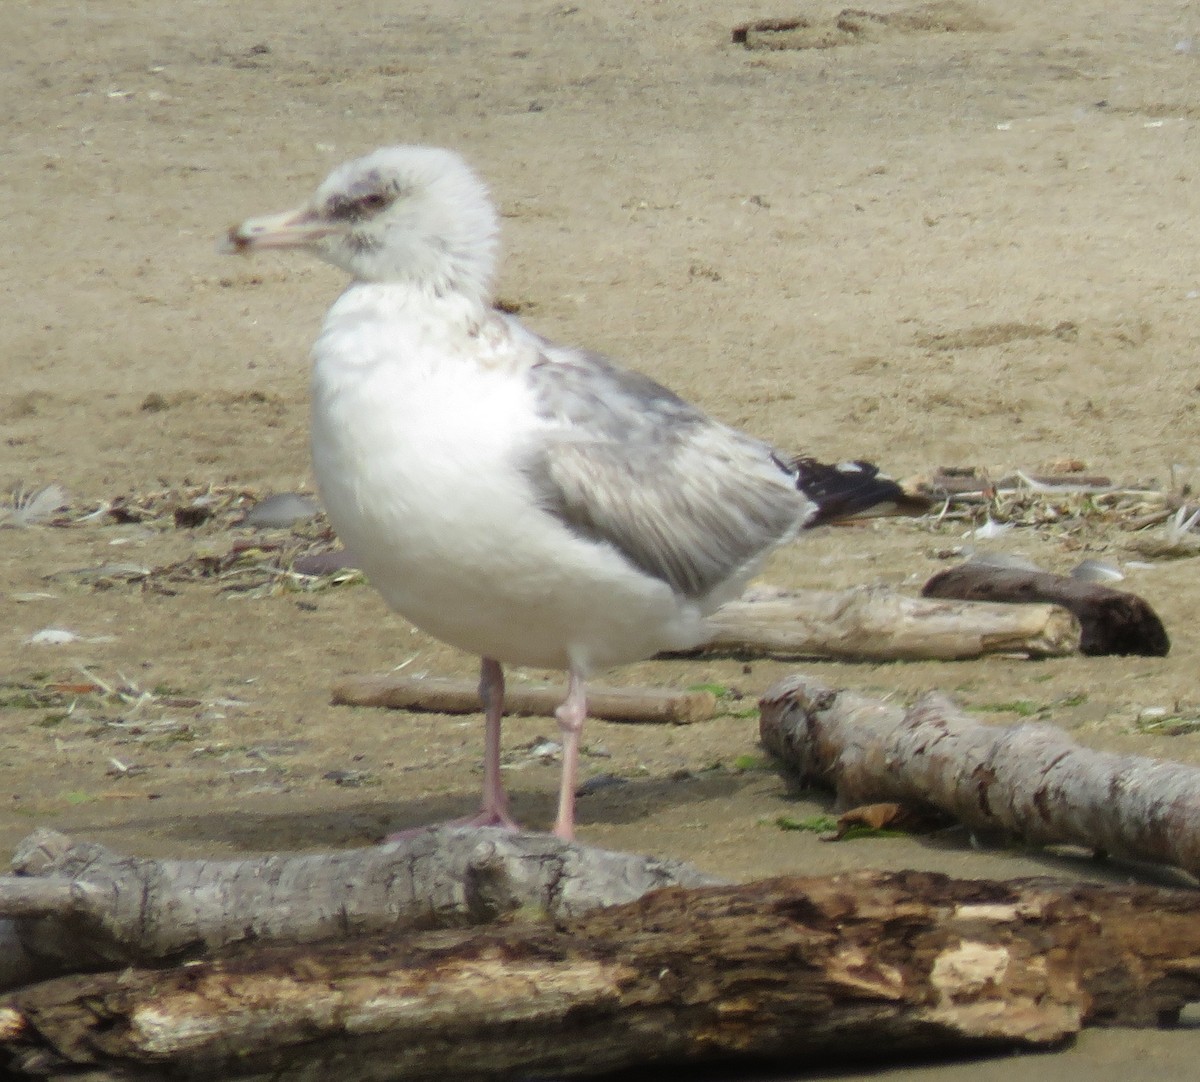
[523,348,808,600]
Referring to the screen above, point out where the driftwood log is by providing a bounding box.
[923,562,1169,656]
[695,586,1079,660]
[5,871,1200,1081]
[0,827,715,993]
[760,674,1200,878]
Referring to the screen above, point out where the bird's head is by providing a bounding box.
[223,145,499,303]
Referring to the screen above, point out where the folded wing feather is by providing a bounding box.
[522,348,807,601]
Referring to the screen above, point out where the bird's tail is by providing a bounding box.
[786,455,931,528]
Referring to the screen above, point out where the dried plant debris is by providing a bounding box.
[27,469,1200,605]
[47,538,361,598]
[146,538,361,597]
[0,670,244,749]
[97,485,285,531]
[907,465,1200,554]
[826,802,950,840]
[29,483,321,535]
[36,484,360,596]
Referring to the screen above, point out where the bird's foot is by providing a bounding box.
[383,806,521,843]
[448,806,523,832]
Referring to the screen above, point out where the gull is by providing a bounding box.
[225,145,917,840]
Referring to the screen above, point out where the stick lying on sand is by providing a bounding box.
[331,677,719,724]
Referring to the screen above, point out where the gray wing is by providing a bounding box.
[521,347,807,600]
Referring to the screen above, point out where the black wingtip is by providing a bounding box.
[789,456,932,527]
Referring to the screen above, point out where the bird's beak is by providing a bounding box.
[220,206,340,254]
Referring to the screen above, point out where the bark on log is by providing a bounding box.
[690,585,1080,660]
[5,872,1200,1081]
[923,563,1169,656]
[331,677,718,723]
[760,673,1200,878]
[0,827,716,992]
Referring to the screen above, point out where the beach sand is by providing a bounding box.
[4,0,1200,1074]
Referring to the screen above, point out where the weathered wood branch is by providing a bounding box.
[695,586,1079,659]
[332,677,718,722]
[0,827,716,991]
[4,872,1200,1081]
[760,674,1200,877]
[923,562,1169,656]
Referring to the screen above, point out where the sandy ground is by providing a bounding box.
[5,0,1200,1075]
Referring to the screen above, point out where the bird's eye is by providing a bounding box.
[327,191,392,221]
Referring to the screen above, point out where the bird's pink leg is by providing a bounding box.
[552,671,587,841]
[384,657,518,841]
[474,657,519,829]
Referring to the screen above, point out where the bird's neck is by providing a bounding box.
[347,277,488,318]
[319,281,494,358]
[314,283,532,384]
[337,229,495,313]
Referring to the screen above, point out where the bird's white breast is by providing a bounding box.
[309,285,706,672]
